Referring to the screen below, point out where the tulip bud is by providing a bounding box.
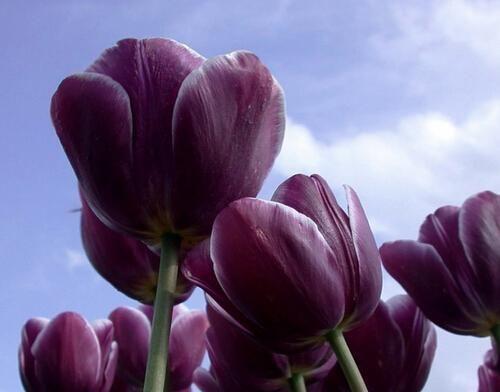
[381,191,500,336]
[19,312,117,392]
[109,304,208,391]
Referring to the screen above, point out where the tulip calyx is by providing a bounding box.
[325,328,368,392]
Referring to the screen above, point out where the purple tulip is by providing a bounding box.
[193,304,334,392]
[19,312,117,392]
[183,174,381,352]
[109,304,208,391]
[81,198,193,304]
[51,38,285,248]
[381,191,500,336]
[478,348,500,392]
[324,295,436,392]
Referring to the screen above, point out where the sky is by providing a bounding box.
[1,0,500,390]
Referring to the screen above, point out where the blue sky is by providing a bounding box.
[2,0,500,390]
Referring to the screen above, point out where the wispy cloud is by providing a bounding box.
[278,99,500,239]
[64,248,87,271]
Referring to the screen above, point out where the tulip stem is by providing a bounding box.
[491,324,500,349]
[288,373,307,392]
[326,329,367,392]
[143,234,180,392]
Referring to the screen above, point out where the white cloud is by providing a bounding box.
[65,249,87,270]
[277,99,500,240]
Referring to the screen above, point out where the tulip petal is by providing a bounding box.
[81,199,193,304]
[419,206,486,321]
[31,312,101,391]
[272,175,381,329]
[325,302,405,392]
[101,342,118,392]
[193,368,220,392]
[344,184,382,327]
[108,307,150,386]
[51,72,141,235]
[169,310,209,390]
[92,319,115,390]
[381,240,483,334]
[212,198,345,348]
[460,191,500,319]
[19,318,49,391]
[387,295,437,392]
[205,306,288,391]
[171,51,285,237]
[478,363,500,392]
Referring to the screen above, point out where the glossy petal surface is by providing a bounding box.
[381,240,482,334]
[19,318,49,391]
[212,198,345,348]
[171,51,285,237]
[31,312,102,391]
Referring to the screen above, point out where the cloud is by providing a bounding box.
[64,248,87,270]
[277,99,500,240]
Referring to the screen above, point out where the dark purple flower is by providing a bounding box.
[324,295,436,392]
[478,348,500,392]
[51,38,285,249]
[183,174,381,352]
[81,198,193,304]
[19,312,117,392]
[109,304,208,391]
[381,191,500,336]
[193,304,334,392]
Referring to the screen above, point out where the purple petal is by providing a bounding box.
[169,310,209,390]
[325,302,405,392]
[381,240,485,334]
[387,295,437,392]
[53,38,204,242]
[19,317,49,391]
[272,175,381,329]
[343,184,382,328]
[108,307,150,386]
[419,206,486,323]
[171,51,285,237]
[460,191,500,320]
[212,198,345,349]
[478,363,500,392]
[31,312,101,391]
[81,199,193,304]
[205,305,288,391]
[92,319,115,390]
[100,342,118,392]
[193,368,220,392]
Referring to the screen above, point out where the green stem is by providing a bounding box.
[143,234,180,392]
[288,373,307,392]
[326,329,367,392]
[491,324,500,349]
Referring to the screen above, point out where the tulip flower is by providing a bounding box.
[51,38,285,248]
[19,312,117,392]
[183,174,382,391]
[324,295,436,392]
[194,304,334,392]
[381,191,500,341]
[81,198,193,304]
[52,38,285,389]
[478,348,500,392]
[109,304,208,391]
